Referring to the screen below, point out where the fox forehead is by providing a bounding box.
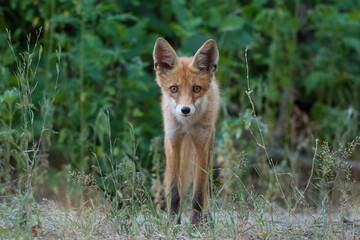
[157,57,193,84]
[157,57,212,88]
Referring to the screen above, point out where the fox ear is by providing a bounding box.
[153,38,178,71]
[192,39,219,73]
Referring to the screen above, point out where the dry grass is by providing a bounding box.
[1,197,360,239]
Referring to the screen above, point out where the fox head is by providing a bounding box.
[153,38,219,119]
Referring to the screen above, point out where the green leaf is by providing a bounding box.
[343,37,360,55]
[0,89,18,105]
[208,9,221,28]
[171,0,188,27]
[220,15,245,32]
[133,108,144,117]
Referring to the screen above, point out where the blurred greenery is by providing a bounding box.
[0,0,359,200]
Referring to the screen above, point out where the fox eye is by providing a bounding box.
[193,85,201,93]
[170,86,178,93]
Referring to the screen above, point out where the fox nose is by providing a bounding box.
[181,107,191,115]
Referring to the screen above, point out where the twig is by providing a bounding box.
[244,48,287,205]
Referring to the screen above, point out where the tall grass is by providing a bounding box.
[236,48,359,238]
[0,29,60,238]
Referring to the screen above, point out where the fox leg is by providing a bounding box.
[190,127,214,225]
[164,134,182,223]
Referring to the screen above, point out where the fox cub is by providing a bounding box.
[153,38,220,225]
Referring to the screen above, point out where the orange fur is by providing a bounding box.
[153,38,220,224]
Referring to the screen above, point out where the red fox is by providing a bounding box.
[153,38,220,225]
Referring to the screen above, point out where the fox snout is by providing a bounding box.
[180,106,191,115]
[177,105,195,117]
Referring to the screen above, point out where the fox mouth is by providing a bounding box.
[178,112,191,118]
